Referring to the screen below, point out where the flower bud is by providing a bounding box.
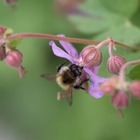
[0,26,4,35]
[79,45,102,69]
[6,50,23,69]
[111,91,129,109]
[6,50,28,78]
[0,26,6,37]
[100,77,118,95]
[107,55,127,75]
[3,0,18,4]
[129,81,140,99]
[0,47,5,61]
[54,0,83,14]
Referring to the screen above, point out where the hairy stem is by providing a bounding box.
[8,33,140,50]
[109,39,114,57]
[96,39,110,49]
[8,33,100,44]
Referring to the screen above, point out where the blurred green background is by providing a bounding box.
[0,0,140,140]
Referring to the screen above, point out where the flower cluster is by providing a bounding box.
[1,24,139,117]
[100,74,140,117]
[0,25,28,78]
[49,34,107,99]
[100,77,130,109]
[48,34,137,117]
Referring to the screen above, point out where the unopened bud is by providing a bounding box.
[0,26,4,35]
[79,45,102,69]
[0,26,6,37]
[107,55,127,75]
[6,50,23,69]
[3,0,18,4]
[129,81,140,99]
[111,90,129,109]
[6,50,28,78]
[100,77,118,94]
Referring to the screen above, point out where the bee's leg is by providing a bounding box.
[79,79,89,87]
[73,79,89,90]
[57,60,68,73]
[73,85,85,90]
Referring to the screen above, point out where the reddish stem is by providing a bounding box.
[9,33,101,44]
[96,39,110,49]
[8,33,140,50]
[109,40,114,57]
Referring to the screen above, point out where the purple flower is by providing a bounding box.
[84,66,107,98]
[49,34,79,64]
[49,34,107,98]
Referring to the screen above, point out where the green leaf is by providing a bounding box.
[68,0,124,34]
[94,23,140,46]
[94,24,140,67]
[8,38,22,48]
[127,65,140,80]
[99,0,139,18]
[68,0,139,44]
[4,28,13,36]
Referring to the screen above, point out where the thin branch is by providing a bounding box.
[8,33,101,44]
[8,33,140,50]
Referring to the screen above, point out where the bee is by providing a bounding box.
[41,60,87,106]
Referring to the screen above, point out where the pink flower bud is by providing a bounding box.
[107,55,127,75]
[111,91,129,109]
[0,26,4,35]
[3,0,18,4]
[0,26,6,37]
[6,50,28,78]
[0,47,5,61]
[79,45,102,69]
[129,81,140,99]
[6,50,23,69]
[100,77,118,95]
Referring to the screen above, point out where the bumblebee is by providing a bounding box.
[41,60,87,106]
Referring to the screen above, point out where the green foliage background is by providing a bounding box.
[0,0,140,140]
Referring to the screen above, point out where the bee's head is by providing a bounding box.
[69,64,83,77]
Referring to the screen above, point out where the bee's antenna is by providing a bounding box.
[57,60,68,73]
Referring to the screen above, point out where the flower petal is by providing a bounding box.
[84,68,107,83]
[81,70,88,93]
[89,82,104,98]
[49,41,74,63]
[93,65,100,75]
[57,34,78,58]
[84,67,107,98]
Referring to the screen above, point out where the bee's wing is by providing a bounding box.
[41,74,57,83]
[62,88,73,106]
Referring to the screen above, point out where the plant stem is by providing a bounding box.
[114,40,139,50]
[96,39,110,49]
[8,33,101,44]
[108,39,114,57]
[8,33,140,50]
[119,59,140,84]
